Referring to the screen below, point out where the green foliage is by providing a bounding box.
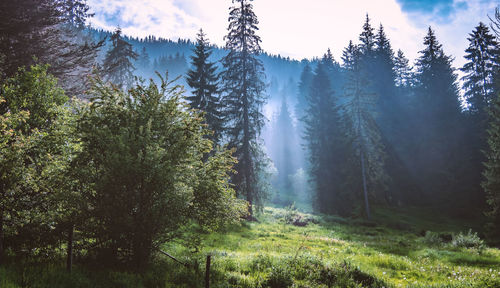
[102,27,138,89]
[1,207,499,287]
[422,231,444,246]
[74,73,244,268]
[220,0,268,215]
[186,29,223,145]
[413,27,464,202]
[461,22,499,116]
[482,92,500,243]
[0,0,99,95]
[452,230,485,250]
[341,39,388,218]
[0,64,76,259]
[264,265,293,288]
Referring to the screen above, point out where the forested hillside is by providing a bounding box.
[1,0,500,287]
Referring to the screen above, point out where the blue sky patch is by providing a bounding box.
[396,0,469,22]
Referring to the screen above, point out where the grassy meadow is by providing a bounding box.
[1,206,499,288]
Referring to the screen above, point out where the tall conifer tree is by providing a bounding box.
[304,61,343,214]
[272,97,296,202]
[414,27,463,201]
[394,50,413,88]
[460,22,500,209]
[342,43,387,218]
[482,92,500,243]
[461,22,499,117]
[219,0,267,215]
[187,29,222,144]
[0,0,101,95]
[102,27,138,89]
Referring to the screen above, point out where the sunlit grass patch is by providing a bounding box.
[186,206,500,288]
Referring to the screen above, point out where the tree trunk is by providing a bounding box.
[360,152,371,219]
[0,209,4,265]
[66,224,74,273]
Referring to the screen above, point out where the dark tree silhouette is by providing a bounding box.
[482,92,500,244]
[219,0,267,216]
[342,42,387,219]
[186,29,223,145]
[414,27,464,203]
[0,0,102,95]
[102,27,138,89]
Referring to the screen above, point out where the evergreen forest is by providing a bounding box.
[1,1,500,287]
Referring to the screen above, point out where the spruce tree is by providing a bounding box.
[342,41,357,70]
[137,47,151,70]
[359,14,376,54]
[460,22,500,211]
[414,27,463,202]
[342,43,388,218]
[374,24,396,111]
[271,97,296,203]
[394,49,413,88]
[461,22,499,117]
[0,0,101,95]
[304,61,346,215]
[482,92,500,243]
[102,27,138,89]
[186,29,223,144]
[295,63,314,137]
[219,0,267,216]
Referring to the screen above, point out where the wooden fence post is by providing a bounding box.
[205,254,211,288]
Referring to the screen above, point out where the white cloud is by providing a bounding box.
[87,0,498,70]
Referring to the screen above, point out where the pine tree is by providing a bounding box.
[102,27,138,89]
[482,92,500,243]
[459,22,500,212]
[374,24,396,110]
[303,58,348,214]
[137,47,151,70]
[394,49,413,88]
[186,29,223,145]
[357,14,378,100]
[0,0,102,95]
[321,49,344,97]
[414,27,464,202]
[219,0,267,216]
[295,63,314,135]
[342,41,357,70]
[461,22,499,117]
[342,44,388,219]
[359,14,376,54]
[489,7,500,37]
[272,96,296,203]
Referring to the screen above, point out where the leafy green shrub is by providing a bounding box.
[283,203,299,225]
[316,265,337,287]
[264,265,293,288]
[291,254,323,280]
[422,231,443,246]
[476,273,500,288]
[452,229,484,250]
[250,254,273,272]
[272,204,319,227]
[340,261,386,288]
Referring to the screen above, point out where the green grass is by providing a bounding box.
[162,206,500,287]
[1,206,499,287]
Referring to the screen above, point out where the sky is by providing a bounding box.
[87,0,499,70]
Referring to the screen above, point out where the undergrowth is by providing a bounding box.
[1,206,499,287]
